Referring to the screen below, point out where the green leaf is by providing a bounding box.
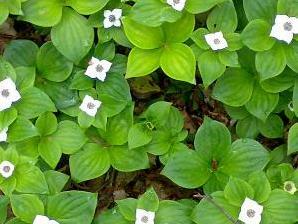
[191,28,210,50]
[258,114,284,138]
[109,146,149,172]
[38,138,62,168]
[93,208,130,224]
[162,12,195,43]
[8,117,39,142]
[245,84,279,121]
[116,198,138,221]
[16,87,56,119]
[213,68,254,107]
[0,57,16,81]
[218,51,239,67]
[185,0,227,14]
[192,192,239,224]
[137,187,159,212]
[224,105,250,120]
[145,101,172,128]
[36,42,73,82]
[15,66,36,91]
[285,40,298,73]
[155,201,194,224]
[221,139,270,178]
[293,79,298,118]
[256,44,287,81]
[44,170,69,195]
[0,4,8,25]
[128,123,153,149]
[126,48,162,78]
[288,123,298,155]
[3,40,39,67]
[0,108,17,130]
[198,51,226,87]
[224,177,254,207]
[35,112,58,136]
[162,150,211,188]
[47,191,97,224]
[99,104,133,145]
[207,1,238,33]
[262,189,298,224]
[277,0,298,16]
[130,0,181,27]
[67,0,109,15]
[52,121,87,154]
[70,70,94,90]
[10,194,44,223]
[123,17,164,49]
[6,0,22,15]
[94,42,115,61]
[15,164,49,194]
[0,195,9,224]
[248,171,271,203]
[21,0,63,27]
[51,8,94,63]
[70,143,110,182]
[243,0,277,23]
[160,43,196,84]
[194,117,231,159]
[236,116,259,139]
[241,19,275,51]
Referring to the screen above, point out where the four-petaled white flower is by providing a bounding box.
[270,15,298,44]
[166,0,186,11]
[0,78,21,111]
[283,181,297,195]
[33,215,60,224]
[0,127,8,142]
[204,31,228,51]
[85,57,112,81]
[238,198,263,224]
[135,209,155,224]
[79,95,102,117]
[0,160,15,178]
[103,9,122,28]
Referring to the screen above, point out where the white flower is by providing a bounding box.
[283,181,297,194]
[204,31,228,51]
[0,160,15,178]
[33,215,59,224]
[135,209,155,224]
[238,198,263,224]
[166,0,186,11]
[79,95,102,117]
[85,57,112,81]
[103,9,122,28]
[270,15,298,44]
[0,127,8,142]
[0,78,21,111]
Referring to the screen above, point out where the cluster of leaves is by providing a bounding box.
[0,0,297,223]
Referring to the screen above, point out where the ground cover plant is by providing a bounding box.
[0,0,297,223]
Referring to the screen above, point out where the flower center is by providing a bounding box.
[141,216,149,223]
[284,183,293,191]
[109,15,116,22]
[1,89,10,98]
[283,22,293,31]
[173,0,180,4]
[213,38,221,45]
[96,64,104,73]
[246,209,256,218]
[87,102,95,110]
[3,165,10,173]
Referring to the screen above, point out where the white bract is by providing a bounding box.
[0,78,21,111]
[85,57,112,81]
[33,215,59,224]
[204,32,228,51]
[103,9,122,28]
[270,15,298,44]
[283,181,297,194]
[166,0,186,11]
[79,95,102,117]
[0,160,15,178]
[135,209,155,224]
[238,198,263,224]
[0,127,8,142]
